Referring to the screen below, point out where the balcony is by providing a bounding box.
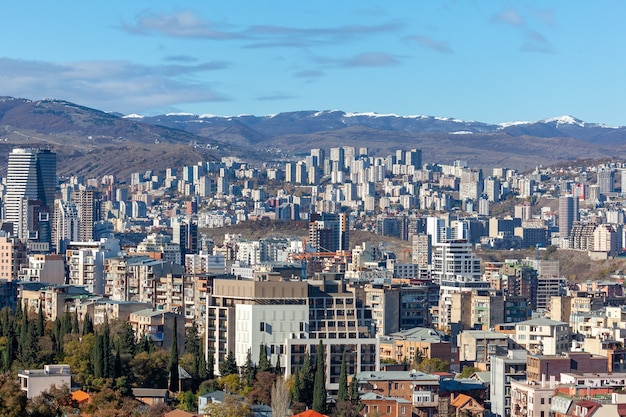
[412,392,437,407]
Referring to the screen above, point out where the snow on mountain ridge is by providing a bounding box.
[541,115,585,127]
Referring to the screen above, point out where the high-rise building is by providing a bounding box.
[4,148,56,241]
[172,217,198,255]
[52,200,79,253]
[597,168,615,194]
[71,190,99,242]
[558,194,578,240]
[308,212,349,252]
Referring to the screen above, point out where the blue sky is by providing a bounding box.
[1,1,624,125]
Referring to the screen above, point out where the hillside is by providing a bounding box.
[0,96,625,177]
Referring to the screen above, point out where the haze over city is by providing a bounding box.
[1,1,625,125]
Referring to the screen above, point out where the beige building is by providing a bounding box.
[0,233,27,281]
[458,330,511,364]
[510,379,556,417]
[512,318,570,356]
[129,309,185,350]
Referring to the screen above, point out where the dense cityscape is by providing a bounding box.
[1,143,626,416]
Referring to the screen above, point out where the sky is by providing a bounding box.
[1,1,625,125]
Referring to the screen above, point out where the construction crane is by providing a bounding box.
[288,239,352,279]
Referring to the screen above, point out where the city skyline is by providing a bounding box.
[1,2,625,126]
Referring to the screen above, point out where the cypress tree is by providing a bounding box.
[36,302,45,337]
[274,354,282,375]
[298,351,314,407]
[241,349,256,387]
[82,312,94,335]
[168,317,179,392]
[258,344,270,372]
[349,375,361,406]
[337,351,348,403]
[114,346,122,378]
[292,369,301,403]
[219,351,238,376]
[71,312,80,334]
[92,333,102,378]
[198,347,208,380]
[207,349,215,380]
[102,317,111,378]
[312,341,327,413]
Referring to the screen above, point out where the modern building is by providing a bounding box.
[18,364,71,399]
[490,350,527,417]
[4,148,56,242]
[511,318,570,356]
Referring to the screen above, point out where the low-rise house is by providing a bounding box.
[18,364,71,399]
[131,388,169,406]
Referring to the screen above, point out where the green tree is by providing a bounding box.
[0,373,27,417]
[458,366,480,379]
[202,394,251,417]
[296,351,314,407]
[169,317,180,392]
[312,341,326,413]
[207,349,215,380]
[258,344,270,373]
[219,351,238,377]
[82,312,94,336]
[36,302,45,337]
[414,357,450,373]
[336,351,348,403]
[130,350,170,388]
[241,349,256,388]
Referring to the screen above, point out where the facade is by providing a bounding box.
[512,318,570,356]
[128,309,185,350]
[0,233,27,281]
[66,239,120,295]
[379,327,451,365]
[4,148,56,242]
[18,364,71,399]
[490,350,527,417]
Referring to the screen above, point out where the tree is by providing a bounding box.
[207,349,215,380]
[202,394,251,417]
[312,341,327,413]
[257,344,270,373]
[0,373,27,417]
[82,312,94,336]
[458,366,480,379]
[271,377,290,417]
[241,349,256,389]
[27,383,77,417]
[219,351,238,377]
[336,351,348,403]
[295,351,314,407]
[274,354,282,375]
[169,317,180,392]
[130,350,170,388]
[414,357,450,373]
[249,372,276,405]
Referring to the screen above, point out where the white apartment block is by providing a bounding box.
[512,318,570,356]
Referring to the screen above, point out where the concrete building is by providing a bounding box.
[512,318,570,356]
[67,238,120,295]
[379,327,451,365]
[0,233,27,281]
[490,350,527,417]
[128,309,185,350]
[18,364,71,399]
[4,148,56,242]
[458,330,510,364]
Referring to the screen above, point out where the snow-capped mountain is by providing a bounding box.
[136,110,626,145]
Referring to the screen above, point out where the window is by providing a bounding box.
[387,406,391,414]
[260,322,265,331]
[401,406,406,415]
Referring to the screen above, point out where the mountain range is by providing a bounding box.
[0,96,624,178]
